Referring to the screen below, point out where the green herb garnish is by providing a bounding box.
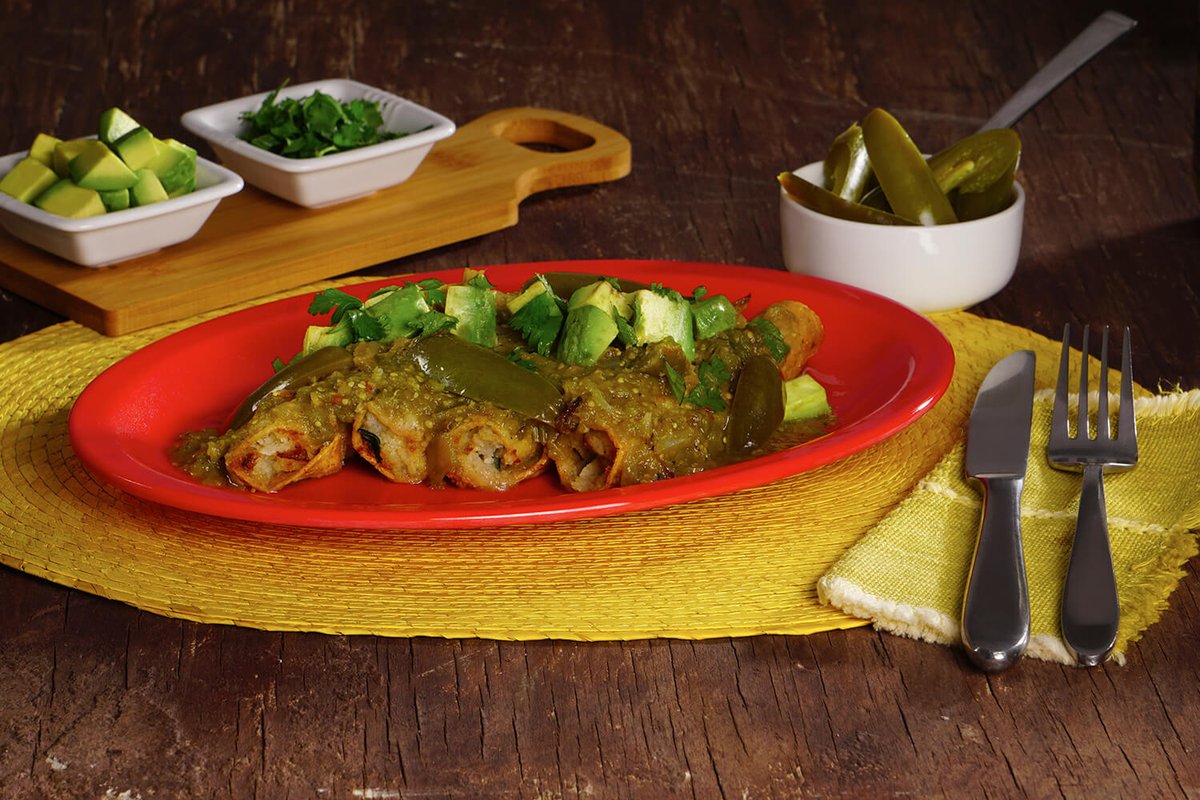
[509,291,564,356]
[687,357,731,411]
[240,82,419,159]
[308,288,385,341]
[411,310,458,338]
[748,317,790,364]
[664,357,730,412]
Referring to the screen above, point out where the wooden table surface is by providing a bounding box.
[2,1,1198,797]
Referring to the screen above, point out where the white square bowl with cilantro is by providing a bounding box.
[180,79,456,208]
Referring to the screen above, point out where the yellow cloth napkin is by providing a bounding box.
[819,388,1200,664]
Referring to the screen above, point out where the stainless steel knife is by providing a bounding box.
[961,350,1037,672]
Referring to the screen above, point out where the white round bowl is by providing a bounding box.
[780,160,1024,314]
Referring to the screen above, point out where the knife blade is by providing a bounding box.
[960,350,1036,672]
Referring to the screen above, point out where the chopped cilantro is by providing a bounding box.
[506,347,538,372]
[614,313,638,346]
[664,361,686,404]
[308,288,363,322]
[686,357,731,411]
[692,286,709,301]
[411,310,457,338]
[664,357,731,412]
[466,272,495,290]
[416,279,447,307]
[509,291,563,355]
[239,81,424,159]
[347,309,385,341]
[748,317,790,364]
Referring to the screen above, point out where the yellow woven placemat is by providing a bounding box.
[0,284,1128,639]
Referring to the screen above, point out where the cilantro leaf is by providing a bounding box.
[412,310,457,338]
[664,361,686,404]
[685,357,730,411]
[308,289,364,323]
[506,347,538,372]
[466,272,495,290]
[416,279,447,307]
[614,313,638,346]
[345,308,386,341]
[748,318,790,364]
[509,292,563,356]
[692,285,708,300]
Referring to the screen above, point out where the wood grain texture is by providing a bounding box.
[0,107,631,334]
[1,0,1198,797]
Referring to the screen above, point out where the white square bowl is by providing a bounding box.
[0,149,244,268]
[180,79,456,208]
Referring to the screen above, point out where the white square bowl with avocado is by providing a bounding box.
[0,143,243,267]
[179,79,455,208]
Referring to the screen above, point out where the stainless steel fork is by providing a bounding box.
[1048,324,1138,666]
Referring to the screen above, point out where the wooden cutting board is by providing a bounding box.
[0,107,632,336]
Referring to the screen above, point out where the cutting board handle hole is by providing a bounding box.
[493,118,596,153]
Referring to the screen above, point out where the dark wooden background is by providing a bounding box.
[1,1,1198,797]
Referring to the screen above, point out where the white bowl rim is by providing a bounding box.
[179,78,457,175]
[780,160,1025,231]
[0,148,244,233]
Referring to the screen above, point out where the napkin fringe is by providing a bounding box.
[818,575,1108,667]
[817,575,957,645]
[1031,387,1200,415]
[1118,529,1199,650]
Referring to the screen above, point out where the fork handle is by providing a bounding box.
[961,476,1030,672]
[1061,464,1120,666]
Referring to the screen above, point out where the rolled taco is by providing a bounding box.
[223,398,348,492]
[432,405,551,491]
[352,399,434,484]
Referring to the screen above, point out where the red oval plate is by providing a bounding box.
[69,260,954,529]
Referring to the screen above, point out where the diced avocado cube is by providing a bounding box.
[0,157,59,203]
[783,374,832,422]
[130,168,168,206]
[301,319,354,356]
[33,179,106,218]
[148,138,197,194]
[507,279,550,315]
[628,288,695,360]
[444,284,497,348]
[566,279,632,319]
[161,137,198,159]
[52,138,92,178]
[166,176,196,198]
[113,126,161,171]
[99,188,131,212]
[150,137,196,194]
[28,133,62,168]
[98,107,142,147]
[364,284,431,341]
[69,140,138,191]
[557,304,619,366]
[692,294,740,339]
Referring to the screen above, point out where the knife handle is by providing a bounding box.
[961,475,1030,672]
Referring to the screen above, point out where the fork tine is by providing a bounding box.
[1118,326,1137,447]
[1097,326,1110,440]
[1076,325,1090,439]
[1052,323,1071,441]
